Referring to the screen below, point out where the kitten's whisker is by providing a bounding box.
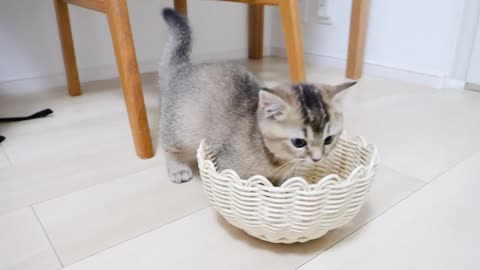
[272,162,294,179]
[272,159,301,175]
[272,158,303,180]
[274,160,295,170]
[279,164,296,182]
[279,158,308,180]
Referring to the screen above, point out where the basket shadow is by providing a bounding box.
[213,201,374,256]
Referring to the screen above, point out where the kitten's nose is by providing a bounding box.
[310,149,322,162]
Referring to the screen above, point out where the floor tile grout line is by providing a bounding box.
[63,205,212,267]
[380,148,480,184]
[0,144,13,166]
[0,165,161,216]
[10,160,164,213]
[0,166,159,216]
[377,162,427,183]
[294,179,429,269]
[31,206,65,268]
[294,151,480,269]
[425,149,480,182]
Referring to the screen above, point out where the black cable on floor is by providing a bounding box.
[0,108,54,143]
[0,108,53,123]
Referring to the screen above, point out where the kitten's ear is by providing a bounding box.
[331,81,357,105]
[258,90,288,120]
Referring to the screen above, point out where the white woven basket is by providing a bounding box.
[196,135,377,243]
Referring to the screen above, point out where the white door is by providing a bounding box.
[467,18,480,90]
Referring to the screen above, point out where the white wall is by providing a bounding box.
[270,0,466,86]
[1,0,469,89]
[0,0,250,85]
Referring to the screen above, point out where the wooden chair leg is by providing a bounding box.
[278,0,306,82]
[346,0,370,79]
[174,0,187,16]
[105,0,153,159]
[249,5,264,59]
[53,0,81,96]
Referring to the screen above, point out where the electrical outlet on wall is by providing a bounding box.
[315,0,333,24]
[303,0,333,25]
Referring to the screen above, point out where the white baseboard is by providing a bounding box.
[0,62,157,95]
[1,47,466,93]
[442,79,466,89]
[271,47,465,89]
[465,83,480,92]
[0,49,249,94]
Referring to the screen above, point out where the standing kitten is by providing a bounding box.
[159,9,356,185]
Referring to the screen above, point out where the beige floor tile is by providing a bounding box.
[34,166,210,265]
[0,73,163,216]
[60,165,423,270]
[0,145,163,215]
[2,117,132,164]
[0,75,159,139]
[344,85,480,181]
[0,208,60,270]
[299,152,480,270]
[0,78,160,165]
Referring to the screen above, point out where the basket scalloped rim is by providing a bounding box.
[197,134,378,191]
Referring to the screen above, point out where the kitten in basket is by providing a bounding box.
[159,9,356,186]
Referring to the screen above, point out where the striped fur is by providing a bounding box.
[292,84,330,134]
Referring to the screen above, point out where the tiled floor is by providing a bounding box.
[1,57,479,270]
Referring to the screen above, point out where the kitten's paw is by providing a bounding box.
[169,168,193,184]
[165,150,193,184]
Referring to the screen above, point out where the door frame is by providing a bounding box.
[452,0,480,88]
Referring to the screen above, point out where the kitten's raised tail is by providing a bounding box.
[161,8,192,66]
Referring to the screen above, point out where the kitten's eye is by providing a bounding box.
[324,136,334,145]
[291,138,307,148]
